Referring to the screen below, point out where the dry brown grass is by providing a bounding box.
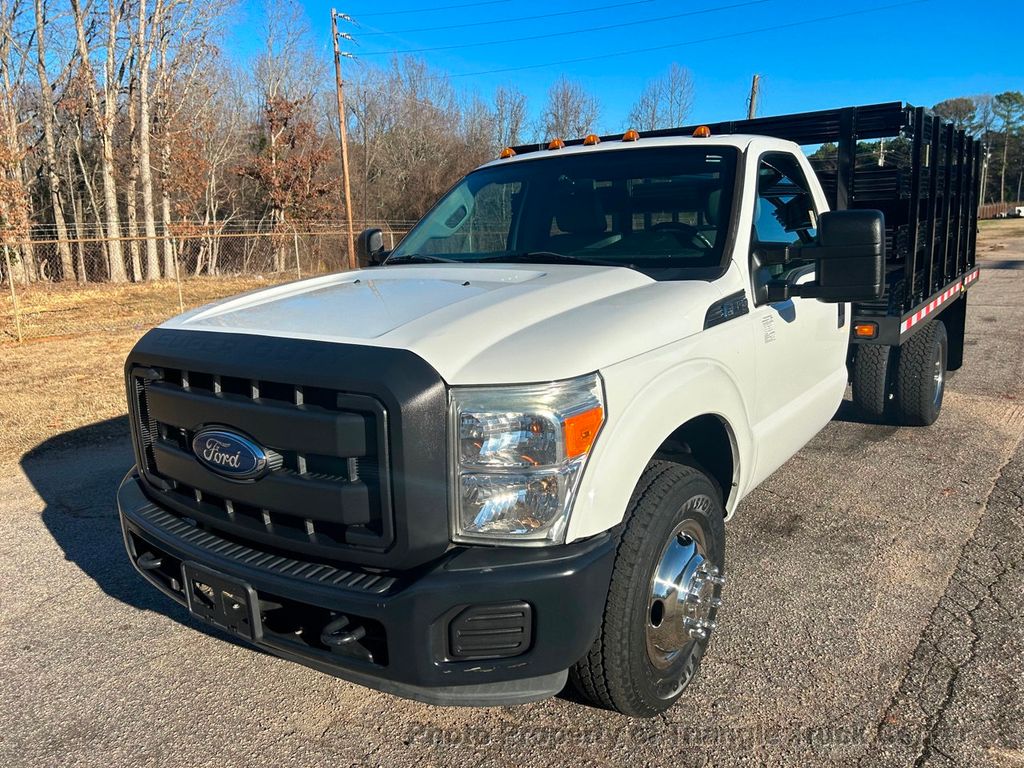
[1,273,296,344]
[978,217,1024,246]
[0,330,140,469]
[0,226,1017,470]
[0,273,300,470]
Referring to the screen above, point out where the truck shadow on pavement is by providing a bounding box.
[22,416,246,649]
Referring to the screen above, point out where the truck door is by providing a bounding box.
[746,151,849,486]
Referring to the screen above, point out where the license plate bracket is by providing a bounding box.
[181,562,261,641]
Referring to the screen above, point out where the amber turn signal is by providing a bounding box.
[853,322,878,339]
[563,406,604,458]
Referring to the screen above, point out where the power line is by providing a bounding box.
[351,0,511,17]
[358,0,656,37]
[439,0,930,78]
[362,0,773,56]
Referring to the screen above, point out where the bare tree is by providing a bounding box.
[69,0,128,282]
[0,0,39,283]
[32,0,75,280]
[493,84,527,149]
[152,0,223,275]
[195,68,244,274]
[973,95,996,203]
[347,65,392,223]
[628,63,694,131]
[542,76,600,140]
[135,0,161,278]
[0,83,29,287]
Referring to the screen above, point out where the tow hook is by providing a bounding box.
[321,615,374,662]
[137,552,163,571]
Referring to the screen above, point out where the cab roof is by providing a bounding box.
[478,134,794,170]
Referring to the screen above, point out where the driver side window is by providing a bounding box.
[750,152,819,302]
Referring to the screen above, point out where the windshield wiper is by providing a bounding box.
[385,254,459,264]
[476,251,616,267]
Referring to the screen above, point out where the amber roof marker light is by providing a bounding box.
[548,138,566,150]
[498,147,516,159]
[693,125,712,138]
[583,134,601,146]
[621,129,640,142]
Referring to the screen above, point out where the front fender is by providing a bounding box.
[566,346,755,543]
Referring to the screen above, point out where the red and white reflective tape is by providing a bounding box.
[963,268,980,287]
[900,283,961,334]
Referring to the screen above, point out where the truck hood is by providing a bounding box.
[162,264,726,384]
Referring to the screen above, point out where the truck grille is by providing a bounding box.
[130,365,394,561]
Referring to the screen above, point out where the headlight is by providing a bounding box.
[450,373,605,545]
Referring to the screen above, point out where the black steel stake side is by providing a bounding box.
[968,140,982,271]
[940,122,956,286]
[906,106,926,301]
[953,132,968,278]
[924,113,941,295]
[835,108,856,212]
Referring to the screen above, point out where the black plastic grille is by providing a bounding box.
[130,365,393,560]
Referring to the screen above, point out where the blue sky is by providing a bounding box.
[231,0,1022,131]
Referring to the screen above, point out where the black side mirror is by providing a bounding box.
[356,227,388,266]
[768,210,885,303]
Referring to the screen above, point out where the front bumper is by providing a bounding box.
[118,471,616,706]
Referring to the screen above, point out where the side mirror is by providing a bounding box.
[769,210,885,303]
[356,227,388,266]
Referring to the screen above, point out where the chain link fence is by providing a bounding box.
[1,224,411,343]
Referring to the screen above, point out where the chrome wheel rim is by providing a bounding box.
[933,342,946,407]
[645,495,724,671]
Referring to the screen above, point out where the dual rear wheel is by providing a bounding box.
[851,319,948,426]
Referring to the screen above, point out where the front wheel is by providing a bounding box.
[569,461,726,717]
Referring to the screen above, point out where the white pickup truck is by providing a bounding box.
[118,103,981,717]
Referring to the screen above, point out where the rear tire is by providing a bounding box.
[894,320,947,426]
[569,461,725,717]
[851,344,895,422]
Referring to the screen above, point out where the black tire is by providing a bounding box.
[894,320,947,426]
[569,460,725,717]
[851,344,895,422]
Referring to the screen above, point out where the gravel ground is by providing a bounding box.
[0,238,1021,767]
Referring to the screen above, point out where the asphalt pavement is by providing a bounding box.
[1,244,1022,767]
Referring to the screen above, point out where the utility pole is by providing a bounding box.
[331,9,357,271]
[746,74,760,120]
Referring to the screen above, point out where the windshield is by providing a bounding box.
[388,146,738,278]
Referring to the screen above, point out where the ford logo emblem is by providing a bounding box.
[192,427,269,481]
